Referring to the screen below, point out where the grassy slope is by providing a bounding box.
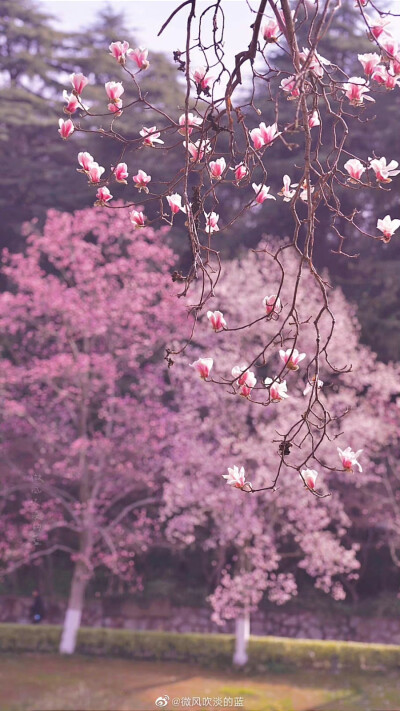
[1,654,400,711]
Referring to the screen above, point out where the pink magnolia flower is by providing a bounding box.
[105,81,124,102]
[193,66,214,90]
[299,181,314,202]
[365,14,391,40]
[63,91,80,114]
[232,364,251,387]
[250,122,280,149]
[381,34,398,58]
[260,122,280,145]
[113,162,128,183]
[377,215,400,242]
[370,157,400,183]
[58,118,74,139]
[249,128,265,150]
[167,194,183,215]
[190,357,213,379]
[262,17,280,42]
[338,446,363,472]
[184,139,211,162]
[279,348,306,371]
[232,365,257,397]
[343,77,374,105]
[233,163,248,182]
[263,294,282,316]
[358,52,381,77]
[280,75,301,99]
[301,469,318,489]
[70,73,88,95]
[384,72,400,90]
[87,162,105,184]
[392,55,400,76]
[222,465,247,489]
[130,210,146,228]
[209,157,226,179]
[108,102,122,115]
[78,152,94,172]
[96,186,113,204]
[344,158,366,182]
[308,110,320,128]
[278,175,297,201]
[252,183,276,204]
[372,65,400,90]
[133,169,151,191]
[207,310,226,332]
[109,41,130,64]
[303,377,324,396]
[178,113,202,135]
[264,377,288,402]
[128,46,150,71]
[140,126,164,147]
[371,65,389,85]
[205,212,219,233]
[299,47,330,77]
[239,371,257,398]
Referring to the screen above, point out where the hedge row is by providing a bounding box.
[1,623,400,672]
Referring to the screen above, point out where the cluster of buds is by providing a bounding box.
[109,41,150,70]
[358,13,400,92]
[58,73,89,137]
[232,365,257,399]
[280,75,301,99]
[223,447,363,495]
[105,81,124,115]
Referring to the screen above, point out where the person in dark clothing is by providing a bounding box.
[30,590,45,624]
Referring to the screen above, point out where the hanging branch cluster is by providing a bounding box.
[58,0,399,497]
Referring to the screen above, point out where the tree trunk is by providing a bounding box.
[233,611,250,666]
[59,561,88,654]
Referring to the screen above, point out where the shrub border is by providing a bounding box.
[1,623,400,672]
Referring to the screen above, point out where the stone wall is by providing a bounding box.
[2,595,400,645]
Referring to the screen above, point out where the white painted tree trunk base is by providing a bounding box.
[59,608,82,654]
[233,613,250,666]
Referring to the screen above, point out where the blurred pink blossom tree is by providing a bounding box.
[163,244,399,663]
[0,205,183,653]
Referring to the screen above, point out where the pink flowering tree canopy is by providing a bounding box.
[162,245,399,622]
[0,206,182,588]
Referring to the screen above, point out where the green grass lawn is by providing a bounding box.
[1,654,400,711]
